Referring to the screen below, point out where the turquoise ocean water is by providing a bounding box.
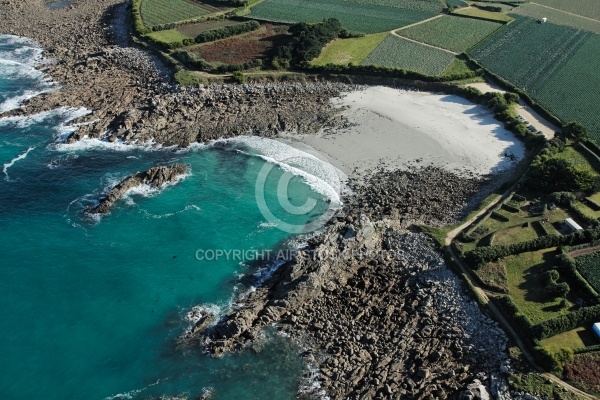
[0,35,335,399]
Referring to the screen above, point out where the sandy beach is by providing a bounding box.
[280,86,525,178]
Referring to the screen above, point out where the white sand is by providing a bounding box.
[464,81,559,140]
[279,86,525,178]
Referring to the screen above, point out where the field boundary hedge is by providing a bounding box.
[172,49,263,72]
[195,20,260,43]
[465,227,600,267]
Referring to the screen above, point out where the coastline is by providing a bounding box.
[0,2,542,399]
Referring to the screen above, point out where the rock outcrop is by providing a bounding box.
[87,164,189,214]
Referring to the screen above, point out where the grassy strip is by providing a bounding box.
[312,32,389,66]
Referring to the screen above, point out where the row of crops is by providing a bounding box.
[248,0,442,34]
[397,15,503,53]
[469,15,600,142]
[140,0,211,28]
[576,251,600,293]
[361,35,455,76]
[513,3,600,34]
[533,0,600,21]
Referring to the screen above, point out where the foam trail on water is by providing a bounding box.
[3,147,35,180]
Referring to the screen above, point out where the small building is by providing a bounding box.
[565,218,583,232]
[594,323,600,339]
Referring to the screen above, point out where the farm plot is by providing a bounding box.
[190,24,291,65]
[397,15,503,53]
[176,19,242,37]
[470,16,600,142]
[534,35,600,142]
[312,32,389,65]
[514,3,600,34]
[453,7,513,22]
[248,0,443,34]
[140,0,211,28]
[533,0,600,21]
[576,251,600,293]
[361,35,455,75]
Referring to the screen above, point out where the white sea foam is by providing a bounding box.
[0,106,89,132]
[52,136,157,152]
[2,146,35,180]
[224,136,348,204]
[103,379,162,400]
[141,204,200,219]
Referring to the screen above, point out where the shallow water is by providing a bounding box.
[0,36,336,400]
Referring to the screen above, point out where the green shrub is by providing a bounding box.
[195,20,261,43]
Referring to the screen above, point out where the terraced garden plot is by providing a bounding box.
[514,3,600,34]
[576,251,600,293]
[248,0,442,34]
[140,0,212,27]
[360,35,455,75]
[504,249,577,324]
[533,0,600,21]
[191,24,291,64]
[312,32,389,65]
[397,15,503,53]
[176,20,242,37]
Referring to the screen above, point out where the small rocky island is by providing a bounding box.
[87,164,189,214]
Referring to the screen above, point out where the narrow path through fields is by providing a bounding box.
[569,244,600,258]
[390,31,459,55]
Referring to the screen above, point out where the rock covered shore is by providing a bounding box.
[0,1,526,399]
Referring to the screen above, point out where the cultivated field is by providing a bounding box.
[140,0,213,27]
[312,32,388,65]
[190,23,291,64]
[176,19,242,37]
[534,35,600,142]
[397,15,503,53]
[470,16,600,142]
[514,3,600,34]
[564,352,600,395]
[248,0,443,34]
[453,7,513,22]
[576,251,600,293]
[533,0,600,21]
[360,35,455,75]
[146,29,190,44]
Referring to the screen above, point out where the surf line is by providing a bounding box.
[3,146,35,180]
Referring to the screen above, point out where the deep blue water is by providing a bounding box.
[0,35,335,400]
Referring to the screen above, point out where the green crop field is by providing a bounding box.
[470,15,600,142]
[514,3,600,34]
[534,35,600,142]
[147,29,190,43]
[361,35,455,75]
[533,0,600,21]
[397,15,503,53]
[248,0,443,34]
[453,7,513,22]
[140,0,211,28]
[576,252,600,293]
[312,32,389,65]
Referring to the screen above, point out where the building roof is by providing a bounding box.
[565,218,583,231]
[594,323,600,338]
